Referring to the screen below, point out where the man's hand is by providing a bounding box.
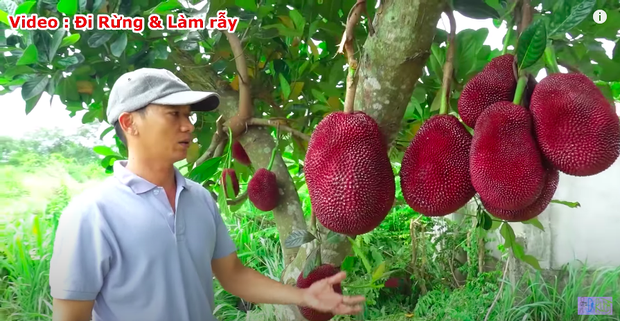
[300,271,365,315]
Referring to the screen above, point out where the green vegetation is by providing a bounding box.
[1,126,618,320]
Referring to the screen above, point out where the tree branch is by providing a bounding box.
[227,190,248,205]
[247,118,311,141]
[439,6,456,115]
[222,31,254,138]
[484,255,511,321]
[196,116,226,165]
[338,0,366,113]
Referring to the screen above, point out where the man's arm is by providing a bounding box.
[51,299,94,321]
[49,197,112,321]
[212,252,305,306]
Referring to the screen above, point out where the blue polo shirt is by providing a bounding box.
[49,160,237,321]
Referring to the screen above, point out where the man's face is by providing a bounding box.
[128,104,195,163]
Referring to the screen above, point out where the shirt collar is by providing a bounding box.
[113,160,190,194]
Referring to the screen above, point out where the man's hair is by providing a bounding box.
[113,106,148,146]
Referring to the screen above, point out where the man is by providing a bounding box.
[49,68,365,321]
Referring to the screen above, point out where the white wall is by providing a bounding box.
[485,151,620,270]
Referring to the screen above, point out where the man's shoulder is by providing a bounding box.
[184,177,217,204]
[61,176,125,218]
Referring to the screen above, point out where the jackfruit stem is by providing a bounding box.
[339,0,365,114]
[439,7,456,115]
[226,126,233,169]
[266,126,279,171]
[543,45,560,74]
[513,75,528,106]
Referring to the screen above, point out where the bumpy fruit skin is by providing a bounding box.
[458,54,517,128]
[247,168,279,211]
[399,114,476,216]
[529,73,620,176]
[484,164,559,221]
[304,111,395,236]
[232,141,251,166]
[470,101,546,211]
[296,264,342,321]
[220,169,239,198]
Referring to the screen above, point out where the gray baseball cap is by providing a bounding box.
[106,67,220,124]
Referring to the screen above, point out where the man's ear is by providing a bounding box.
[118,113,137,136]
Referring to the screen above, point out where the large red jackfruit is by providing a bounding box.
[296,264,342,321]
[483,164,559,222]
[304,111,395,236]
[247,168,279,211]
[470,101,546,211]
[458,54,517,128]
[529,73,620,176]
[220,169,239,198]
[399,114,476,216]
[232,141,251,166]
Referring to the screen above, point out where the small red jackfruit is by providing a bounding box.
[399,114,476,216]
[296,264,342,321]
[304,111,395,236]
[384,277,400,288]
[529,73,620,176]
[470,101,546,211]
[232,141,251,166]
[220,169,239,198]
[458,54,517,128]
[484,164,559,222]
[247,168,279,211]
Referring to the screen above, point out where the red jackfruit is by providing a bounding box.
[484,164,559,222]
[247,168,279,211]
[470,101,546,211]
[304,111,395,236]
[296,264,342,321]
[232,141,251,166]
[529,73,620,176]
[399,114,476,216]
[458,54,517,128]
[220,169,239,198]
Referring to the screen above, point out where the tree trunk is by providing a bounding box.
[173,0,445,319]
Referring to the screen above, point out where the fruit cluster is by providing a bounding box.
[221,141,280,212]
[400,53,620,222]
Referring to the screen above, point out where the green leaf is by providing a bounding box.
[111,33,128,57]
[25,93,42,115]
[87,32,113,48]
[284,230,316,248]
[21,75,49,101]
[500,222,516,249]
[303,246,321,278]
[551,199,581,208]
[101,155,120,168]
[479,211,493,230]
[521,254,542,270]
[147,0,182,14]
[516,19,547,71]
[549,0,596,37]
[279,73,291,100]
[14,1,36,15]
[188,156,223,182]
[16,45,38,65]
[60,34,80,48]
[512,241,525,259]
[49,28,67,61]
[4,66,35,78]
[371,261,386,282]
[326,231,344,244]
[93,145,116,156]
[453,0,500,20]
[100,126,114,139]
[488,219,502,231]
[289,9,305,32]
[235,0,257,11]
[57,0,78,15]
[522,217,545,231]
[0,10,8,26]
[341,256,355,272]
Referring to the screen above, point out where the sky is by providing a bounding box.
[0,10,617,147]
